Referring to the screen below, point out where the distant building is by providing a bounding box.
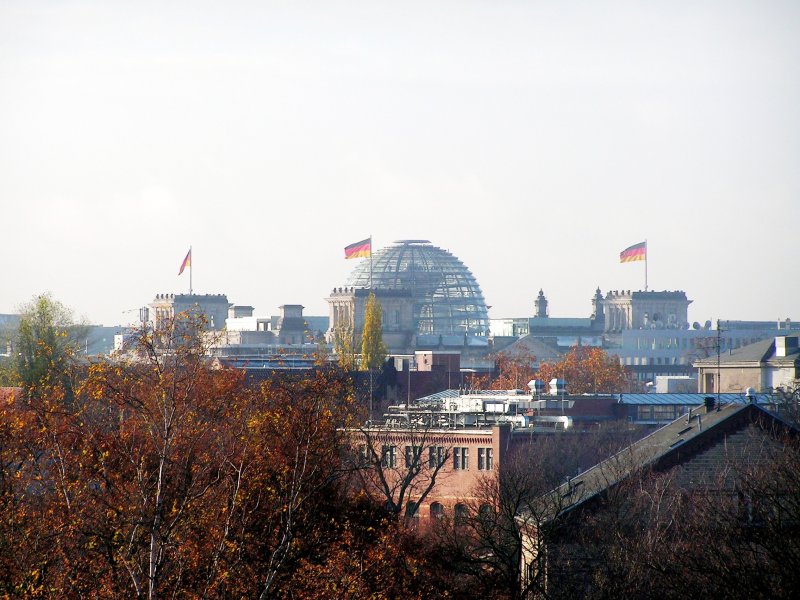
[327,240,490,357]
[491,289,605,354]
[695,334,800,394]
[150,293,230,331]
[211,304,322,361]
[327,287,416,352]
[350,421,511,520]
[654,375,697,394]
[602,289,691,333]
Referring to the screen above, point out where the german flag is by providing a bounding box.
[344,238,371,259]
[620,241,646,263]
[178,248,191,274]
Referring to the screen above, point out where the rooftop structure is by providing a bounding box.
[150,293,230,331]
[602,289,691,333]
[343,240,489,338]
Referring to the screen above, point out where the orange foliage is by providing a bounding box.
[0,315,445,597]
[536,346,633,394]
[489,349,537,390]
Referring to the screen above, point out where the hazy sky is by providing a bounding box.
[1,0,798,327]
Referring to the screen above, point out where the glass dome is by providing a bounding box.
[346,240,489,337]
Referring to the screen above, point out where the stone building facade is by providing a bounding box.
[326,287,416,353]
[602,290,691,333]
[149,293,230,331]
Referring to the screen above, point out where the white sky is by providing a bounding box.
[1,0,798,326]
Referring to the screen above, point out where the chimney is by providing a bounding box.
[775,336,799,358]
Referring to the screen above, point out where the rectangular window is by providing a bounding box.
[637,406,654,420]
[654,406,676,421]
[454,447,469,470]
[405,445,422,468]
[429,446,445,469]
[358,444,368,465]
[382,445,396,468]
[478,448,495,471]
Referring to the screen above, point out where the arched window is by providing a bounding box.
[454,503,469,525]
[479,504,493,519]
[430,502,444,518]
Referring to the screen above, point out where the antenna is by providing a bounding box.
[716,319,725,411]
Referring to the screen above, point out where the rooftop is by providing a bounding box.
[695,334,800,366]
[526,401,796,522]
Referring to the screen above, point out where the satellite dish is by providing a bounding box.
[693,322,701,330]
[704,320,712,330]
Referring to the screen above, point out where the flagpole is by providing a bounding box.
[369,235,373,290]
[644,239,648,292]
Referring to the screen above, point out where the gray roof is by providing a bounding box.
[523,402,794,523]
[501,335,563,362]
[529,317,593,329]
[694,335,800,366]
[616,393,772,406]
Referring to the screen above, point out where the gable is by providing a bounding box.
[671,422,785,490]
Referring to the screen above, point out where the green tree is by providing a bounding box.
[360,293,387,372]
[16,293,85,398]
[0,357,17,386]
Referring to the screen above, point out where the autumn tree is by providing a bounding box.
[333,326,357,371]
[489,348,537,391]
[1,313,366,596]
[537,346,633,394]
[1,310,472,597]
[360,292,387,371]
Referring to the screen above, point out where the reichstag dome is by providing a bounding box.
[345,240,490,339]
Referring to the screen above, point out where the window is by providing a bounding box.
[454,447,469,470]
[429,445,446,469]
[478,447,494,470]
[382,445,397,468]
[405,445,422,468]
[430,502,444,518]
[654,405,677,421]
[637,406,654,420]
[455,503,469,524]
[358,444,368,465]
